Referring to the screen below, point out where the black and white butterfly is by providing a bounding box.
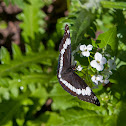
[57,24,100,106]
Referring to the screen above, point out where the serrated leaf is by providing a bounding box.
[29,64,43,73]
[0,50,57,77]
[12,43,23,60]
[0,47,10,64]
[97,26,118,54]
[17,0,46,51]
[38,43,45,52]
[25,44,33,54]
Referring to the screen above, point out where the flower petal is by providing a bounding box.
[95,52,102,61]
[97,75,103,83]
[91,75,98,85]
[91,75,95,81]
[97,75,103,81]
[101,57,107,65]
[87,44,93,51]
[80,45,86,51]
[76,65,83,71]
[90,60,97,68]
[96,64,104,71]
[103,79,109,84]
[82,51,90,57]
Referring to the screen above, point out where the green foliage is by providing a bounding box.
[50,83,79,110]
[17,0,45,51]
[1,0,126,125]
[97,26,118,55]
[17,0,52,52]
[71,10,94,50]
[0,43,57,125]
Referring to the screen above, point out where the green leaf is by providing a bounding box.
[38,43,45,52]
[25,44,33,55]
[2,90,10,100]
[101,1,126,10]
[61,109,103,126]
[17,0,46,51]
[45,112,64,126]
[0,97,24,125]
[30,86,48,107]
[71,10,94,50]
[28,83,36,92]
[0,51,57,77]
[30,86,47,98]
[12,43,23,60]
[0,78,9,87]
[97,26,118,54]
[26,112,64,126]
[10,86,19,98]
[117,101,126,125]
[0,47,10,64]
[0,21,7,29]
[50,83,80,110]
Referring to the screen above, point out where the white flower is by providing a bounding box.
[80,44,93,57]
[20,86,24,90]
[76,65,83,71]
[90,52,107,71]
[102,79,109,84]
[108,59,116,70]
[91,75,103,85]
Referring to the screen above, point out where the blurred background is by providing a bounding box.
[0,0,126,126]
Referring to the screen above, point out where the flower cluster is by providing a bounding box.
[78,44,116,85]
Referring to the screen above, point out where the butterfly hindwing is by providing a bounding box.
[57,24,100,106]
[61,69,100,106]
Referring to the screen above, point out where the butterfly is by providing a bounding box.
[57,24,100,106]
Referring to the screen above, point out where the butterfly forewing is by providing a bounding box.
[57,24,100,106]
[58,25,71,71]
